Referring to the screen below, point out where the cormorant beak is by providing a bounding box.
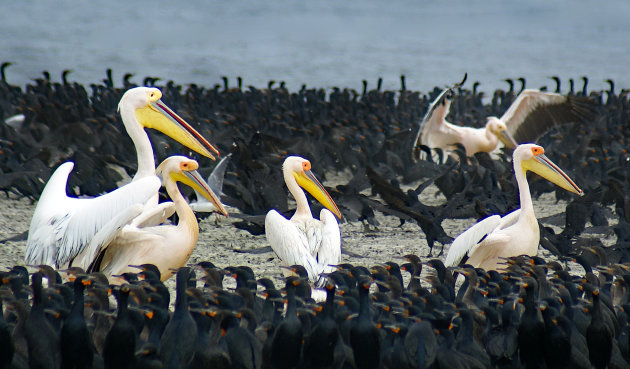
[134,91,220,160]
[522,149,583,196]
[293,169,342,219]
[171,162,229,217]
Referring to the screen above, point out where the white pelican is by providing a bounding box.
[265,156,342,286]
[444,144,583,271]
[412,76,594,161]
[25,87,220,269]
[86,156,228,282]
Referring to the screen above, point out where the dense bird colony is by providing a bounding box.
[1,63,630,368]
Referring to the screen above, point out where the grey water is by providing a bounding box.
[2,0,629,94]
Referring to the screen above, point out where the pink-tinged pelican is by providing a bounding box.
[85,156,227,282]
[25,87,220,269]
[265,156,342,286]
[444,144,583,271]
[412,76,595,161]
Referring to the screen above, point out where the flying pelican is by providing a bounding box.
[25,87,220,269]
[265,156,342,286]
[412,75,595,161]
[444,144,583,271]
[86,156,228,282]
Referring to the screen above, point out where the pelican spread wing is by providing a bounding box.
[25,162,160,268]
[411,73,518,160]
[412,87,456,161]
[80,203,146,271]
[502,89,596,143]
[413,79,592,161]
[25,87,221,270]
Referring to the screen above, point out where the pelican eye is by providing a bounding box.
[531,147,544,156]
[179,161,198,171]
[147,90,162,101]
[302,161,311,171]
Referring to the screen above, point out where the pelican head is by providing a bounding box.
[516,144,583,196]
[157,156,229,216]
[284,156,342,219]
[486,117,518,149]
[119,87,220,160]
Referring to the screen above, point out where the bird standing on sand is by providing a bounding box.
[25,87,221,270]
[265,156,342,286]
[445,144,583,270]
[86,156,228,282]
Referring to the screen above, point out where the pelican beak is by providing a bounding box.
[135,92,220,160]
[497,129,518,149]
[172,164,229,217]
[522,151,583,196]
[293,169,342,219]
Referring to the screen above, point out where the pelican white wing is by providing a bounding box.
[25,87,223,270]
[265,210,321,281]
[412,74,468,161]
[445,215,501,267]
[445,144,583,271]
[130,202,176,228]
[87,156,228,282]
[412,89,456,161]
[94,224,176,279]
[265,156,343,287]
[25,162,161,268]
[317,208,342,274]
[78,203,145,271]
[445,209,522,267]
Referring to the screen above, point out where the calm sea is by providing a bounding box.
[2,0,629,94]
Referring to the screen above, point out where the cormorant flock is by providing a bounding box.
[1,62,630,368]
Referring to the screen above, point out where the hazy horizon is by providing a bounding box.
[2,0,628,93]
